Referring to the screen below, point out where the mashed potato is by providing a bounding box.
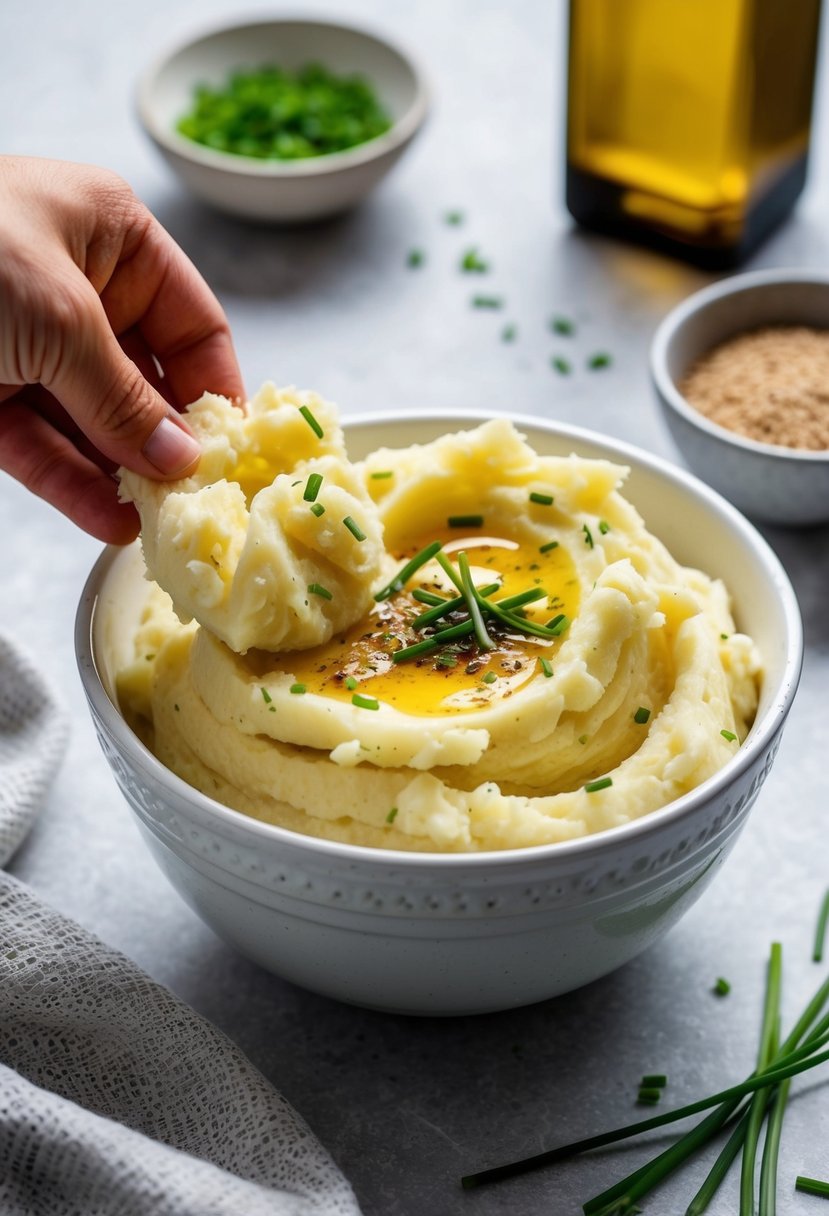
[117,385,761,853]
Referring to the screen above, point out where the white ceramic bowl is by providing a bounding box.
[136,17,429,222]
[76,413,802,1016]
[651,269,829,526]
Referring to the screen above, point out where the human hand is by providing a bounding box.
[0,156,245,543]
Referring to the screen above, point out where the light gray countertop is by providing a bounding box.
[3,2,829,1212]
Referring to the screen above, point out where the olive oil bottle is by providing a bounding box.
[566,0,822,267]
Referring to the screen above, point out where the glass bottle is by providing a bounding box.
[566,0,823,268]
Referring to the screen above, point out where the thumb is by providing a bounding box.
[46,286,202,479]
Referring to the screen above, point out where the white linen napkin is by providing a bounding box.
[0,632,362,1216]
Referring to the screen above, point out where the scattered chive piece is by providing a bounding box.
[445,209,464,225]
[796,1177,829,1199]
[599,520,610,534]
[344,676,358,691]
[343,515,366,542]
[539,658,554,678]
[370,470,393,480]
[472,295,503,309]
[721,729,737,742]
[588,351,613,370]
[551,356,571,375]
[407,248,425,268]
[374,540,443,601]
[482,672,497,684]
[584,777,612,792]
[714,977,731,996]
[637,1088,663,1105]
[634,706,651,724]
[583,524,594,548]
[461,247,489,272]
[501,323,517,342]
[303,472,323,502]
[386,806,399,824]
[308,582,333,600]
[578,734,589,745]
[261,687,272,704]
[539,540,559,553]
[352,693,379,710]
[310,502,325,517]
[299,404,323,438]
[813,890,829,963]
[641,1075,667,1089]
[550,315,576,336]
[289,683,306,695]
[721,632,730,640]
[448,514,484,528]
[529,491,554,506]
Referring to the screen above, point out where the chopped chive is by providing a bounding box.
[352,693,379,710]
[501,323,517,342]
[714,977,731,996]
[813,890,829,963]
[529,491,554,506]
[445,209,464,225]
[637,1088,662,1105]
[437,652,458,669]
[303,472,323,501]
[309,502,325,517]
[370,470,393,480]
[539,658,554,678]
[260,687,272,704]
[641,1075,667,1089]
[546,614,570,636]
[308,582,333,600]
[472,295,503,309]
[448,514,484,528]
[721,729,737,742]
[461,247,489,272]
[599,520,610,534]
[407,248,425,268]
[583,524,594,548]
[343,515,366,542]
[386,806,399,824]
[634,706,651,724]
[550,315,576,336]
[482,672,497,684]
[539,540,559,553]
[796,1177,829,1198]
[584,777,612,793]
[344,676,358,690]
[374,540,443,601]
[299,404,323,438]
[588,351,613,370]
[551,356,571,375]
[289,683,306,695]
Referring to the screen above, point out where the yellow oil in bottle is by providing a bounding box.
[566,0,822,266]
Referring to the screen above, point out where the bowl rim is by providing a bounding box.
[136,14,430,180]
[651,267,829,464]
[76,409,803,873]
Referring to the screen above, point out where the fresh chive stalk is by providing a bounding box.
[457,551,495,652]
[796,1177,829,1198]
[813,889,829,963]
[374,541,443,601]
[739,943,782,1215]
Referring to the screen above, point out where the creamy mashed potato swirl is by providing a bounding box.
[117,388,761,853]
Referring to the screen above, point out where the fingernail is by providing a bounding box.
[142,416,201,475]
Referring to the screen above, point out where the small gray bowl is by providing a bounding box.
[650,269,829,526]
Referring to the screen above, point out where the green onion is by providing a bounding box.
[551,356,571,375]
[309,502,325,517]
[352,693,379,710]
[584,777,612,793]
[407,249,425,268]
[588,351,613,370]
[634,706,651,724]
[260,687,272,704]
[374,540,443,601]
[814,890,829,962]
[448,514,484,528]
[343,515,366,542]
[472,295,503,309]
[386,806,399,824]
[303,472,323,502]
[289,683,306,695]
[461,247,489,272]
[370,470,393,480]
[539,658,554,678]
[308,582,333,600]
[529,491,554,506]
[344,676,358,690]
[299,404,323,438]
[550,315,576,336]
[714,977,732,996]
[482,672,497,684]
[796,1177,829,1198]
[539,541,559,553]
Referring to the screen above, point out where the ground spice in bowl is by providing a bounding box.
[679,326,829,450]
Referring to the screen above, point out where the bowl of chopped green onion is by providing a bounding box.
[137,17,429,221]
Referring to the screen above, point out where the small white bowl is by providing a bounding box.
[136,17,429,222]
[76,413,802,1015]
[651,269,829,526]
